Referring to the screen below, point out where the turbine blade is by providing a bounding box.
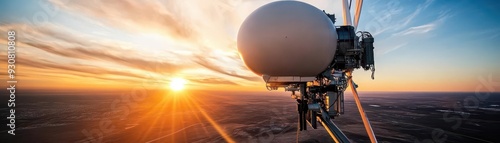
[353,0,364,30]
[342,0,353,25]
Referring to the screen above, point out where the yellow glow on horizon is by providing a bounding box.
[170,77,187,91]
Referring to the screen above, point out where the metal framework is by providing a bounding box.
[261,0,378,142]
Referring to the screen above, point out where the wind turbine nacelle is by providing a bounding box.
[237,1,338,77]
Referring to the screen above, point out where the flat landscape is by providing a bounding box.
[1,90,499,143]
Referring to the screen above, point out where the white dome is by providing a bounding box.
[237,1,338,76]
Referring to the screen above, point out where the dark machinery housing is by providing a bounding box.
[281,13,375,142]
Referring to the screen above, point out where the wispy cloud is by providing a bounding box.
[26,42,188,74]
[193,49,261,81]
[49,0,194,39]
[190,78,239,85]
[0,53,146,82]
[0,23,189,74]
[397,0,434,30]
[0,0,265,90]
[363,0,435,36]
[394,24,435,36]
[392,9,451,37]
[48,0,259,78]
[377,42,408,55]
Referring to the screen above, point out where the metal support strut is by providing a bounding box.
[318,106,350,143]
[347,71,378,143]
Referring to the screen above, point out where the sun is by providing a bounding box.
[169,77,187,91]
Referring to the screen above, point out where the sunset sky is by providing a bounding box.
[0,0,499,92]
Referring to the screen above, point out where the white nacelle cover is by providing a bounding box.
[237,1,338,77]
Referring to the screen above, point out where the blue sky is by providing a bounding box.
[0,0,498,91]
[353,0,500,91]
